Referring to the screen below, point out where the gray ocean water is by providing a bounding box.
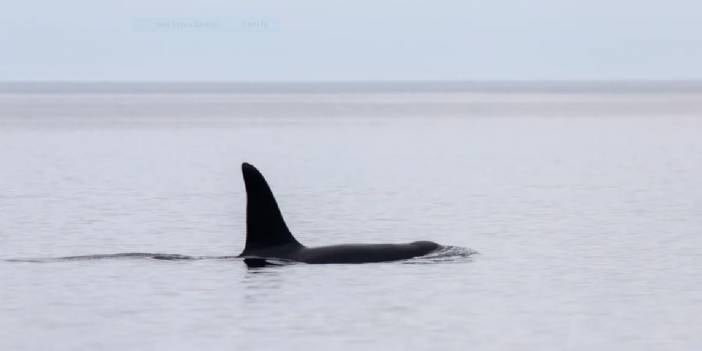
[1,86,701,350]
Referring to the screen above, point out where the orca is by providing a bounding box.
[238,163,441,266]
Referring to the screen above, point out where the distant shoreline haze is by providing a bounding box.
[2,81,702,94]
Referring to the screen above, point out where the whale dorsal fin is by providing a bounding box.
[240,163,302,254]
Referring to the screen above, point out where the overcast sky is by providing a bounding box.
[2,0,701,81]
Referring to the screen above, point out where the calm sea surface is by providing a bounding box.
[1,88,701,350]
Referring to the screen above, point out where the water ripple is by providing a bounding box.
[403,245,478,264]
[4,248,476,265]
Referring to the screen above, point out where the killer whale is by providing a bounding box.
[238,163,441,265]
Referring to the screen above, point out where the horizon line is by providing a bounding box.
[3,80,702,94]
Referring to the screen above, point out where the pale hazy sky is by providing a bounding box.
[2,0,701,81]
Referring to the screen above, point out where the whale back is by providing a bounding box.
[240,163,302,254]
